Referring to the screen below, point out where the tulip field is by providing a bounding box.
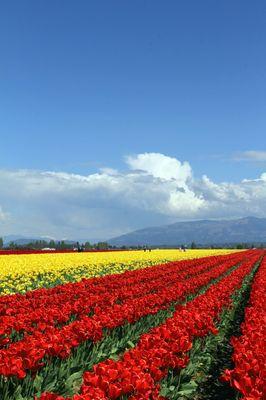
[0,249,265,400]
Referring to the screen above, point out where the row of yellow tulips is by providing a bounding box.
[0,249,237,295]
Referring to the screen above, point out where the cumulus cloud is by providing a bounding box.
[0,153,266,240]
[126,153,192,186]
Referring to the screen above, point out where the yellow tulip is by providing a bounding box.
[0,249,237,295]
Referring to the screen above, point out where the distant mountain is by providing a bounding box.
[2,235,25,245]
[109,217,266,246]
[2,235,51,246]
[2,235,101,246]
[2,235,76,246]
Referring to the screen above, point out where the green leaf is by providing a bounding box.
[178,380,198,395]
[43,379,57,392]
[65,371,83,388]
[160,387,171,397]
[33,374,44,392]
[110,346,118,354]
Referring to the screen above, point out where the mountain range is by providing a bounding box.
[3,217,266,247]
[109,217,266,246]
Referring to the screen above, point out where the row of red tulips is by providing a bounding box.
[0,253,235,339]
[0,252,247,379]
[38,251,263,400]
[222,256,266,400]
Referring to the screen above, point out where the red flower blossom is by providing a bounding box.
[222,257,266,400]
[39,251,263,399]
[1,251,250,378]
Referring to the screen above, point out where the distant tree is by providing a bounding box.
[191,241,197,249]
[96,242,109,250]
[56,240,70,249]
[236,243,244,249]
[84,241,92,250]
[0,237,3,249]
[49,240,56,248]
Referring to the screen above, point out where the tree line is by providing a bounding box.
[0,237,265,250]
[0,238,110,250]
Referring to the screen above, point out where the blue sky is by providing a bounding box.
[0,1,266,240]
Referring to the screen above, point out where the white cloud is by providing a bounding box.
[126,153,192,186]
[261,173,266,181]
[0,153,266,240]
[0,206,7,221]
[234,150,266,162]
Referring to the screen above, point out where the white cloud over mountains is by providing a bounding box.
[0,152,266,240]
